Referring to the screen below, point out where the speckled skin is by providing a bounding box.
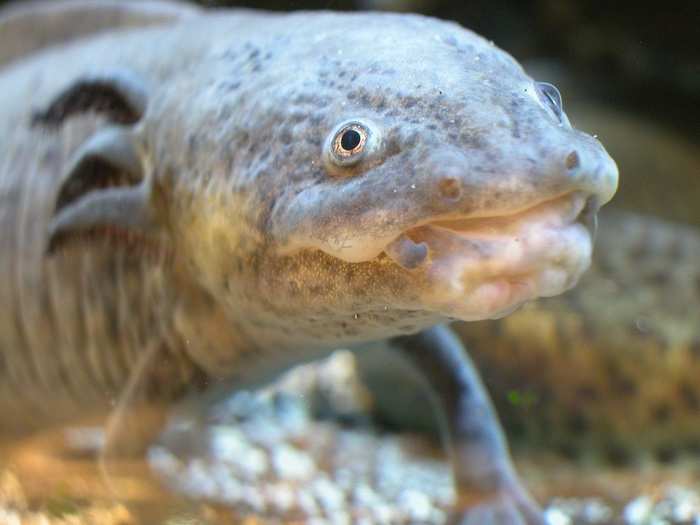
[0,1,617,523]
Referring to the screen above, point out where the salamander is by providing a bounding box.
[0,1,618,522]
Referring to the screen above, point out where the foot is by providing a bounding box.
[449,488,545,525]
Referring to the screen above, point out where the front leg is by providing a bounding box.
[389,325,544,525]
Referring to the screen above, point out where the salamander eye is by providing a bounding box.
[536,81,564,122]
[331,122,369,163]
[324,118,382,173]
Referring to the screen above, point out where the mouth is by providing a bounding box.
[384,192,598,321]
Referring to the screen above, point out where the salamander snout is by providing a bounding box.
[563,143,619,207]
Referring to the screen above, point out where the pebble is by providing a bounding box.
[297,488,321,517]
[311,476,346,513]
[397,488,433,521]
[266,483,296,514]
[240,485,267,514]
[209,426,269,479]
[272,443,316,481]
[544,507,572,525]
[624,496,654,524]
[7,350,700,525]
[140,351,700,525]
[546,498,613,524]
[182,459,219,499]
[0,510,21,525]
[352,483,383,508]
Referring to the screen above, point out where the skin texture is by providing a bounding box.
[0,1,618,523]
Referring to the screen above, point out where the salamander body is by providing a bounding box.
[0,1,618,522]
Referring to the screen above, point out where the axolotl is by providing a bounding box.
[0,1,618,523]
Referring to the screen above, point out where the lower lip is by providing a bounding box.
[406,211,593,321]
[472,279,529,318]
[456,274,540,320]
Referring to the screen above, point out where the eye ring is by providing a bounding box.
[332,122,369,162]
[324,118,382,173]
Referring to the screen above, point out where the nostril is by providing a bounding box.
[566,150,580,171]
[438,177,462,200]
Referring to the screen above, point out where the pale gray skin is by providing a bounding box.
[0,1,618,523]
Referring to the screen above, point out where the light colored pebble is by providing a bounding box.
[207,470,243,504]
[273,443,316,481]
[0,510,20,525]
[209,427,269,479]
[148,446,183,475]
[546,497,613,524]
[297,489,321,517]
[182,460,219,499]
[211,390,264,422]
[208,427,246,459]
[266,483,297,514]
[581,499,614,523]
[674,499,697,521]
[311,477,347,513]
[545,507,572,525]
[333,467,357,491]
[398,488,433,521]
[241,486,267,514]
[371,503,400,523]
[271,394,310,434]
[328,511,352,525]
[63,426,105,452]
[242,418,287,448]
[666,486,700,521]
[429,507,447,524]
[624,496,654,524]
[353,483,383,508]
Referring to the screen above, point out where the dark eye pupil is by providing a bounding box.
[340,129,362,151]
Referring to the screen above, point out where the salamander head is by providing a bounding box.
[166,13,618,336]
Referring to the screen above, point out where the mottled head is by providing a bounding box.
[153,12,617,345]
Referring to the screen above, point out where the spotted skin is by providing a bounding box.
[0,1,617,523]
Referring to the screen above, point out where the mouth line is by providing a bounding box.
[383,192,594,270]
[382,191,596,320]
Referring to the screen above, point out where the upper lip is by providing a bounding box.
[383,192,597,269]
[414,192,592,235]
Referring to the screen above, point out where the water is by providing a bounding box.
[0,0,697,524]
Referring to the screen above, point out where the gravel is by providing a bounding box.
[3,351,700,524]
